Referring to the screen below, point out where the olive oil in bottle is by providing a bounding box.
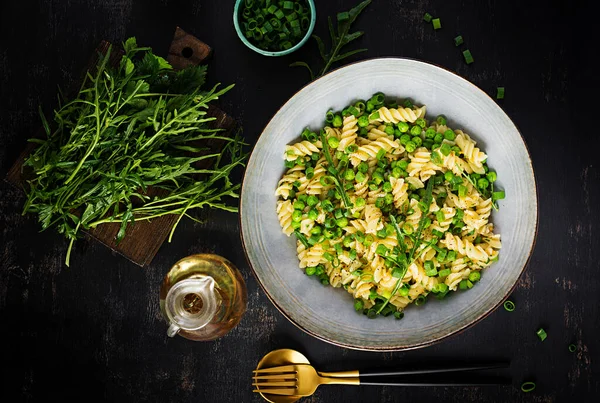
[159,254,247,341]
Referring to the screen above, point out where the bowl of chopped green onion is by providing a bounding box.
[233,0,316,56]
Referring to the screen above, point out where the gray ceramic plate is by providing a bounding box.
[240,58,537,351]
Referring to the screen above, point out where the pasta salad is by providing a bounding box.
[275,93,505,319]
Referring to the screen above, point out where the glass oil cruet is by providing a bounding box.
[160,254,247,341]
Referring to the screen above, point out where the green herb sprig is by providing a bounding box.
[319,130,352,208]
[375,179,434,315]
[291,0,371,80]
[22,37,247,266]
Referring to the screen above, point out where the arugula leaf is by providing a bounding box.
[123,37,137,54]
[319,130,352,208]
[376,179,434,315]
[291,0,371,80]
[22,38,245,266]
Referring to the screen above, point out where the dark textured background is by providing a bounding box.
[1,0,598,402]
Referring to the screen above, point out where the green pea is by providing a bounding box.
[357,162,369,173]
[415,118,427,128]
[383,182,393,192]
[399,134,411,145]
[412,136,423,146]
[328,136,340,149]
[311,225,322,235]
[398,160,409,170]
[384,193,394,205]
[384,125,395,136]
[357,115,369,127]
[307,209,318,220]
[305,266,316,276]
[487,171,497,183]
[444,129,456,141]
[306,195,319,207]
[397,121,410,133]
[444,171,454,182]
[410,125,422,135]
[293,200,305,210]
[375,197,385,208]
[478,178,490,189]
[425,127,436,139]
[355,197,366,207]
[440,143,452,156]
[332,114,343,128]
[434,133,444,143]
[344,169,355,181]
[405,141,416,153]
[436,114,447,125]
[336,217,348,228]
[292,210,302,222]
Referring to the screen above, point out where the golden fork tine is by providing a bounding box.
[252,388,296,396]
[253,374,297,380]
[253,365,297,373]
[252,381,296,387]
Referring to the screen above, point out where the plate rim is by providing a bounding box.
[239,56,539,351]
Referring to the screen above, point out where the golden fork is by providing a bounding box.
[252,364,359,396]
[253,362,511,397]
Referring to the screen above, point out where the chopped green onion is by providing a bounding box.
[503,300,515,312]
[438,268,451,278]
[492,190,506,201]
[521,382,536,393]
[569,344,577,353]
[415,295,427,305]
[497,87,505,99]
[432,18,441,30]
[454,35,463,46]
[423,13,432,22]
[463,49,474,64]
[376,244,389,256]
[536,328,547,341]
[468,271,481,282]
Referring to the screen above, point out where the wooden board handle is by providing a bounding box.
[167,26,213,69]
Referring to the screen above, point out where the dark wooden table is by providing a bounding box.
[1,0,598,402]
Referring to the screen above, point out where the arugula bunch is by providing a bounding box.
[23,38,247,266]
[291,0,371,80]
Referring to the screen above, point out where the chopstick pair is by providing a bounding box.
[253,361,512,397]
[319,361,511,386]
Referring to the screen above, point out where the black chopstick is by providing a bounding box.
[359,361,510,377]
[359,374,512,387]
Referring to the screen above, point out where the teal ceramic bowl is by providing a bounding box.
[233,0,316,56]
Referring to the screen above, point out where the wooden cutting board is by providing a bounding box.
[5,27,235,267]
